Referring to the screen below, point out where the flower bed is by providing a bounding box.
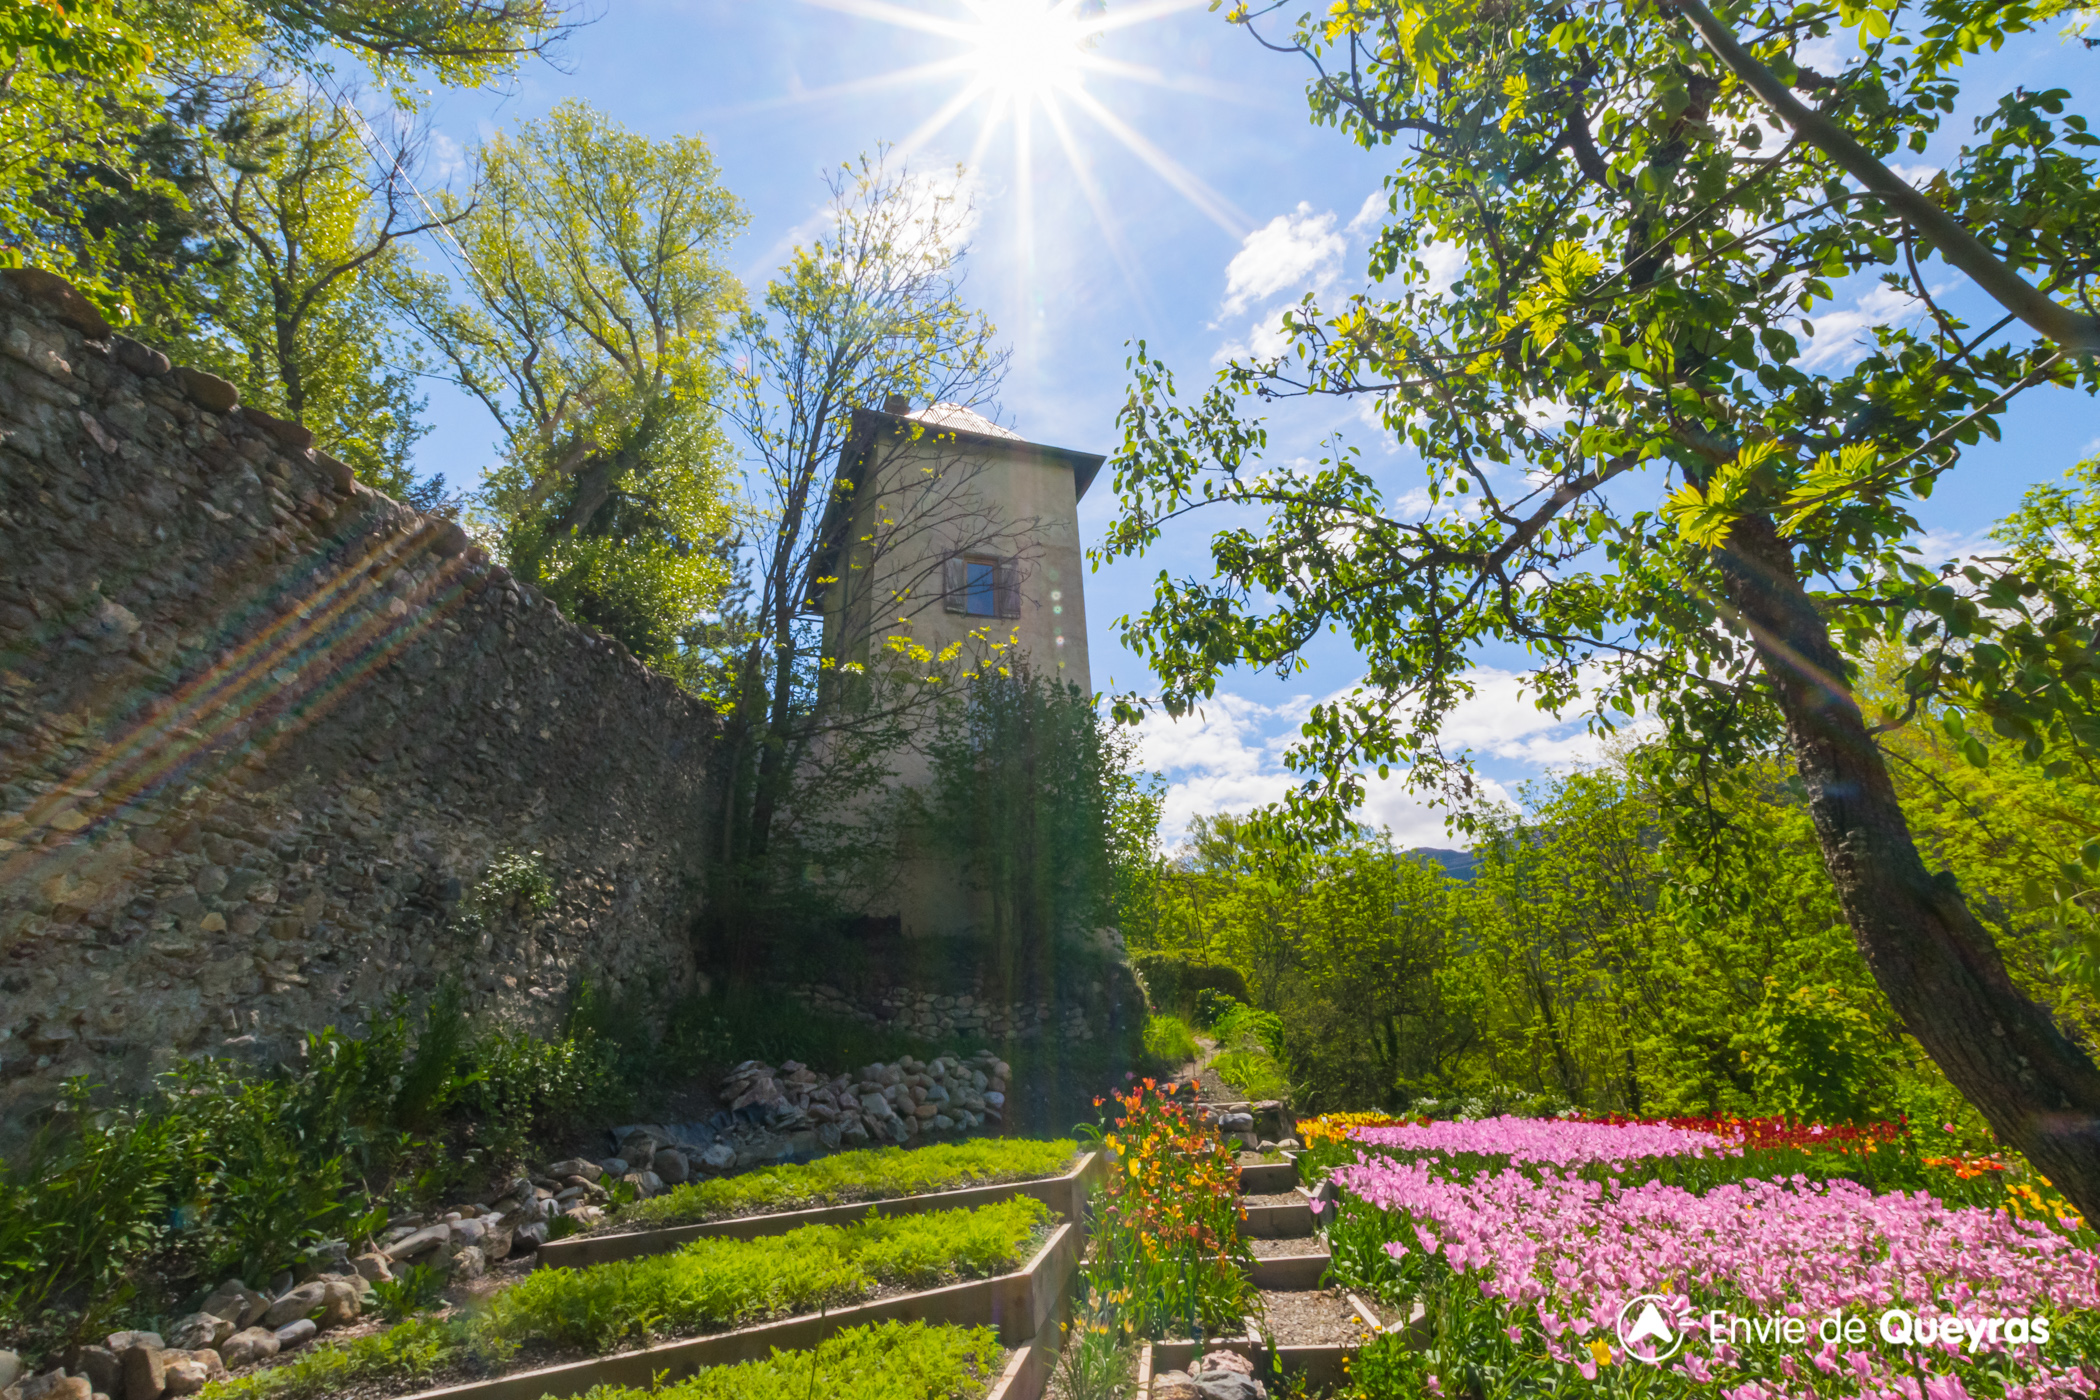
[201,1200,1052,1400]
[1322,1118,2100,1400]
[1081,1080,1256,1339]
[566,1320,1004,1400]
[616,1139,1078,1230]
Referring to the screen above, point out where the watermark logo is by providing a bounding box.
[1615,1294,1685,1363]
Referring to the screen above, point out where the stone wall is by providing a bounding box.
[793,981,1100,1043]
[0,270,719,1128]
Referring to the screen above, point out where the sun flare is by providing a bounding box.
[965,0,1091,99]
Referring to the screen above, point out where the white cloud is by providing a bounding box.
[1796,283,1926,371]
[1221,203,1345,315]
[1346,189,1389,237]
[1137,668,1619,846]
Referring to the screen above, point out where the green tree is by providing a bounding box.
[923,667,1119,972]
[408,101,745,675]
[154,87,454,502]
[708,151,1025,931]
[1102,0,2100,1212]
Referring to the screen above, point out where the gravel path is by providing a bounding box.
[1256,1288,1373,1346]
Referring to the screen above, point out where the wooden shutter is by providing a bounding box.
[943,555,967,613]
[996,559,1021,618]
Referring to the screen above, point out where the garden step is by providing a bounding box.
[536,1151,1102,1270]
[1237,1160,1298,1194]
[396,1223,1078,1400]
[1236,1200,1313,1238]
[1248,1250,1329,1289]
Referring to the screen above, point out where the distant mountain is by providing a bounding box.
[1410,847,1480,881]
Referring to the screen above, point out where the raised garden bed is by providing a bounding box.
[1247,1250,1329,1289]
[474,1320,1011,1400]
[392,1223,1077,1400]
[1236,1198,1312,1239]
[540,1147,1099,1271]
[201,1203,1070,1400]
[1237,1161,1297,1194]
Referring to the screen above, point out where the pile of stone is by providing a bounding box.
[1150,1348,1267,1400]
[1188,1097,1295,1152]
[719,1051,1009,1147]
[373,1175,546,1269]
[0,1273,366,1400]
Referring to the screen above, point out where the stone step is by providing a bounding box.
[1237,1200,1313,1238]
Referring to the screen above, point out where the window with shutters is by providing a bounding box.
[943,553,1020,617]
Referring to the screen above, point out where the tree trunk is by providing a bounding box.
[1716,513,2100,1218]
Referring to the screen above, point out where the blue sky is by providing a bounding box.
[408,1,2100,847]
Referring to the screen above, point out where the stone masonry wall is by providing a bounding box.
[0,270,719,1128]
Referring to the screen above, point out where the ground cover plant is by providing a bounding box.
[200,1200,1047,1400]
[1078,1080,1256,1340]
[1141,1014,1200,1066]
[619,1139,1077,1229]
[493,1198,1052,1353]
[1319,1117,2099,1400]
[569,1320,1004,1400]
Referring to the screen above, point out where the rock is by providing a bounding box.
[112,335,171,377]
[120,1345,167,1400]
[385,1224,453,1262]
[1219,1113,1255,1131]
[104,1332,164,1358]
[0,1353,18,1391]
[15,1373,91,1400]
[70,1348,118,1398]
[220,1327,279,1369]
[172,366,238,413]
[4,268,111,337]
[1195,1372,1266,1400]
[350,1252,394,1283]
[200,1280,271,1328]
[547,1157,603,1182]
[316,1280,361,1329]
[242,407,313,451]
[161,1357,212,1396]
[1151,1370,1201,1400]
[167,1313,232,1350]
[1197,1350,1256,1375]
[261,1281,328,1329]
[449,1217,487,1246]
[700,1142,735,1171]
[482,1224,514,1262]
[452,1244,486,1280]
[653,1148,689,1184]
[1278,1137,1302,1151]
[273,1319,317,1350]
[1258,1139,1279,1153]
[512,1221,548,1252]
[599,1157,629,1177]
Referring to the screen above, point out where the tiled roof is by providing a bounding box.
[904,401,1024,441]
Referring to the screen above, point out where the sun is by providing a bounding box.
[793,0,1250,314]
[964,1,1092,100]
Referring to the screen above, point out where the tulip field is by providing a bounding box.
[1309,1116,2098,1400]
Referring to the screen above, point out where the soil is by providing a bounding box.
[1350,1292,1417,1333]
[1255,1288,1374,1347]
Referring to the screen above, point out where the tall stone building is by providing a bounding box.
[804,397,1105,938]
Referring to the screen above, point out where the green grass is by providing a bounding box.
[1212,1048,1292,1101]
[197,1316,503,1400]
[620,1139,1077,1230]
[1140,1015,1199,1065]
[487,1198,1054,1353]
[574,1320,1004,1400]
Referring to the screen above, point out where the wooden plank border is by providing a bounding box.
[398,1223,1078,1400]
[1248,1251,1329,1290]
[536,1152,1101,1271]
[1237,1161,1298,1194]
[1237,1200,1312,1238]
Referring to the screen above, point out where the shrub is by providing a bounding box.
[570,1320,1003,1400]
[1129,954,1248,1016]
[1211,1048,1291,1101]
[369,1263,446,1321]
[1140,1015,1198,1066]
[486,1199,1053,1353]
[621,1139,1076,1230]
